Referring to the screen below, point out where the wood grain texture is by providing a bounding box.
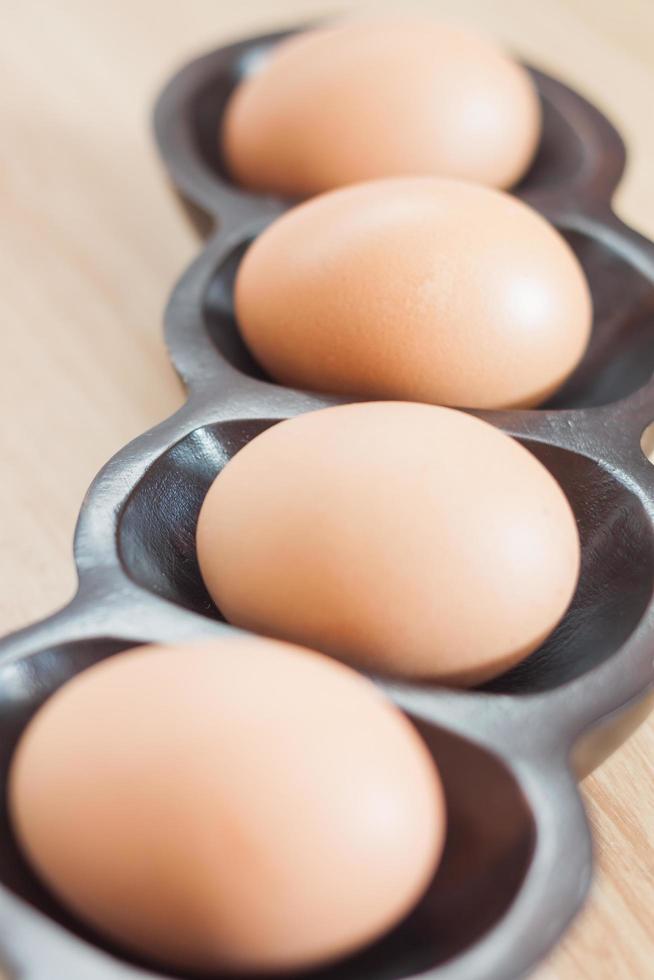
[1,1,652,978]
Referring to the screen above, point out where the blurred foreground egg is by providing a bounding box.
[223,19,541,195]
[9,638,444,975]
[235,177,592,410]
[197,403,580,685]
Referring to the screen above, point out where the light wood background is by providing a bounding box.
[1,2,653,977]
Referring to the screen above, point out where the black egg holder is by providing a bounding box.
[0,27,653,980]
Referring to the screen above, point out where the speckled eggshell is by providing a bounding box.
[234,177,592,410]
[9,638,444,975]
[196,402,581,686]
[222,19,542,195]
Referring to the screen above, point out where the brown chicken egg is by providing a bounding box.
[234,177,592,410]
[197,403,581,686]
[9,638,444,976]
[222,19,542,195]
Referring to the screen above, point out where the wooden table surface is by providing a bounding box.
[1,1,653,977]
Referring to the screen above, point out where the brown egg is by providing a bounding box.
[9,638,444,975]
[223,19,541,195]
[197,403,580,685]
[235,177,592,410]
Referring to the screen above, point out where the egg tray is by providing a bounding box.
[1,25,654,980]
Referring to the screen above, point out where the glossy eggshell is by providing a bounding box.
[9,638,444,976]
[234,177,592,410]
[196,403,581,685]
[222,20,541,195]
